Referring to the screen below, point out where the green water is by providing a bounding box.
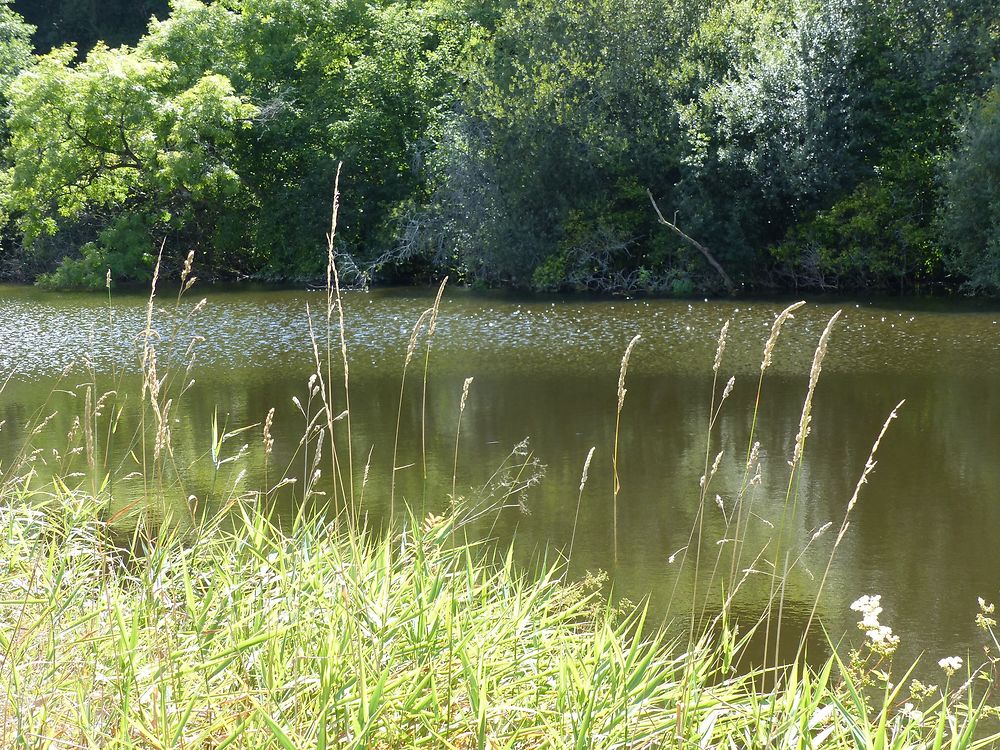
[3,283,1000,668]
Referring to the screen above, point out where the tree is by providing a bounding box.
[4,44,256,286]
[0,1,32,93]
[409,0,700,289]
[940,80,1000,292]
[3,0,473,286]
[0,2,34,276]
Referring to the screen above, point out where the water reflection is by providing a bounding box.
[0,284,998,672]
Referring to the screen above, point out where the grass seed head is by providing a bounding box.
[761,300,806,373]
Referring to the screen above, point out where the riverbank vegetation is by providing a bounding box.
[0,0,997,294]
[0,243,999,746]
[3,492,998,748]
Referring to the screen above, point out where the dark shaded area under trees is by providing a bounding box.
[12,0,169,54]
[0,0,996,295]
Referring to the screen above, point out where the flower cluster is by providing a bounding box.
[850,594,900,655]
[977,597,996,632]
[938,656,963,676]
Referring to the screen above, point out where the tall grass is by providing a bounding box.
[612,333,640,564]
[0,192,996,747]
[0,480,996,747]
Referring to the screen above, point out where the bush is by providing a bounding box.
[772,152,941,292]
[37,214,155,289]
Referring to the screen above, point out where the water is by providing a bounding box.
[2,283,1000,670]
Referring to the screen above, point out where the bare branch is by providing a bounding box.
[647,189,736,295]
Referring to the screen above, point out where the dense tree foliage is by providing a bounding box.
[0,0,997,292]
[941,81,1000,292]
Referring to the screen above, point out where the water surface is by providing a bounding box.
[2,284,999,670]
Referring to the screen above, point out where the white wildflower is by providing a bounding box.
[938,656,963,676]
[901,703,923,723]
[865,625,899,649]
[851,594,898,654]
[850,594,883,624]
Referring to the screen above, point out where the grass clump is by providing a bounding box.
[0,494,700,748]
[0,490,996,749]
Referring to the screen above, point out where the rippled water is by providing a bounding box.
[7,286,1000,377]
[2,283,1000,670]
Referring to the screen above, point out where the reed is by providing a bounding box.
[452,376,474,502]
[422,277,449,489]
[729,300,804,592]
[612,333,640,563]
[389,307,433,518]
[764,309,842,684]
[568,445,596,563]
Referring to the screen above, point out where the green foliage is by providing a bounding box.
[405,0,1000,294]
[0,0,33,165]
[773,152,942,292]
[673,0,865,270]
[37,214,154,289]
[4,492,995,748]
[4,41,256,285]
[940,81,1000,293]
[668,0,999,294]
[413,0,694,288]
[762,0,998,294]
[0,0,999,293]
[531,252,568,292]
[0,0,32,95]
[2,0,473,286]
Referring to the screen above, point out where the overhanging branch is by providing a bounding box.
[647,189,736,295]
